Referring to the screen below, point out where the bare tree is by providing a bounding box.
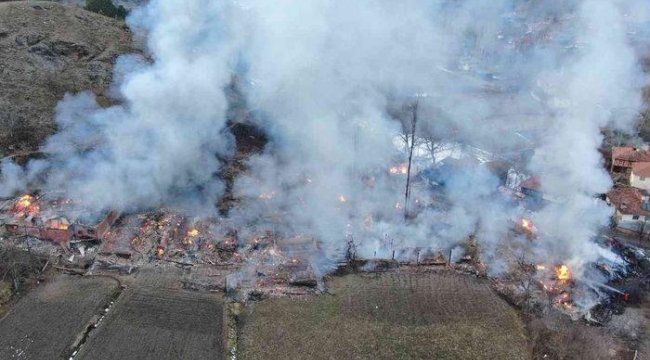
[516,246,535,312]
[422,135,444,166]
[0,243,45,293]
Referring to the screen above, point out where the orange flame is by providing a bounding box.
[50,222,69,230]
[556,265,571,281]
[389,163,409,175]
[13,194,39,216]
[187,228,199,237]
[156,247,165,257]
[16,194,33,208]
[521,218,535,232]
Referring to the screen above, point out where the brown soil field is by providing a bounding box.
[239,270,529,360]
[0,274,119,359]
[76,286,225,360]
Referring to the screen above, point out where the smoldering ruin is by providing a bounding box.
[1,0,650,359]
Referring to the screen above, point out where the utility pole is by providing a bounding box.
[404,99,418,220]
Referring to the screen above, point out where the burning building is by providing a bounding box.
[0,0,647,325]
[0,194,119,246]
[515,218,538,238]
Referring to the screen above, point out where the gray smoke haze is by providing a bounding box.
[1,0,649,299]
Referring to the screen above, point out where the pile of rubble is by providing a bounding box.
[0,193,118,246]
[0,194,326,296]
[2,190,648,323]
[493,235,650,323]
[1,193,474,300]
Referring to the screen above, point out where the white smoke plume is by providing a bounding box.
[230,0,647,272]
[2,1,241,213]
[531,0,645,273]
[1,0,648,301]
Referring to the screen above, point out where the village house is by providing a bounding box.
[630,161,650,191]
[520,176,541,197]
[610,146,650,184]
[606,186,650,234]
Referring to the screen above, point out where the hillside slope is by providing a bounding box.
[55,0,146,11]
[0,1,136,157]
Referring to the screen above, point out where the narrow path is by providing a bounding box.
[68,282,125,359]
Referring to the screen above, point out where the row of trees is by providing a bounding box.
[85,0,128,20]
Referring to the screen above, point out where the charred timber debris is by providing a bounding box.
[1,126,649,324]
[2,157,650,329]
[1,187,648,327]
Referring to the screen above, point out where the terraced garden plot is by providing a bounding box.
[0,275,119,359]
[77,287,225,360]
[239,271,529,360]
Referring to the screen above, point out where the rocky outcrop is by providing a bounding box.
[0,1,137,156]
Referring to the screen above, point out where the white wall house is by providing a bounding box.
[630,162,650,191]
[615,209,650,234]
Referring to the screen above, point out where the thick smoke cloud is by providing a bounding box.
[1,1,648,290]
[531,0,645,273]
[231,0,647,272]
[2,1,240,213]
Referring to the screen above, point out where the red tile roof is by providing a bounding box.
[632,162,650,178]
[521,176,541,191]
[612,147,650,163]
[607,186,650,217]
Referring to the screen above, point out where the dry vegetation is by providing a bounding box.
[239,271,529,360]
[527,312,630,360]
[0,1,135,157]
[0,274,119,359]
[0,245,47,316]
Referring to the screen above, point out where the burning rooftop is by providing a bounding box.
[1,194,120,246]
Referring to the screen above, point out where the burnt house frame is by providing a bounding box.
[4,210,120,246]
